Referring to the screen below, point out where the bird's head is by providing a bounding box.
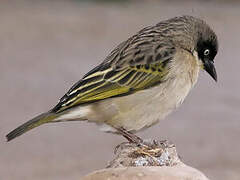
[158,16,219,81]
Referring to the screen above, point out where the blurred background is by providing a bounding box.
[1,0,240,179]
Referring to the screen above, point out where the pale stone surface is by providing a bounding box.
[81,140,210,180]
[81,166,209,180]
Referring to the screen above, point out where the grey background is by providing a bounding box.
[0,0,240,180]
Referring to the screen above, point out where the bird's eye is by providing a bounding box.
[204,49,210,56]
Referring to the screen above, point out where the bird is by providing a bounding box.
[6,15,218,143]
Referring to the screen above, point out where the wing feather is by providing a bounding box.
[52,34,176,113]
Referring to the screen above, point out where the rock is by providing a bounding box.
[81,139,210,180]
[81,166,209,180]
[107,140,180,168]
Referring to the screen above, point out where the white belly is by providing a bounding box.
[97,75,194,132]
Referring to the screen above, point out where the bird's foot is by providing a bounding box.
[134,141,163,164]
[114,140,168,165]
[134,140,175,165]
[115,128,172,164]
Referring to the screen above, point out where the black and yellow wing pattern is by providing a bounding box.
[53,32,176,113]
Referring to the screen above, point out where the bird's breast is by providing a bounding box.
[90,73,197,132]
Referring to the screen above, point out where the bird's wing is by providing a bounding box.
[52,34,176,113]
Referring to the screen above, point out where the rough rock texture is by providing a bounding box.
[81,140,210,180]
[107,140,180,168]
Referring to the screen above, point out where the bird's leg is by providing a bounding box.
[114,127,147,154]
[116,127,143,144]
[115,128,162,164]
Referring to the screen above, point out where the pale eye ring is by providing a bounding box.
[204,49,210,56]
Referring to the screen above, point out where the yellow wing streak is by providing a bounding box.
[54,59,171,113]
[74,85,130,104]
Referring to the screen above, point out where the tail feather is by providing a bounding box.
[6,112,58,142]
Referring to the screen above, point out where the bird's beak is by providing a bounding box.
[203,60,217,82]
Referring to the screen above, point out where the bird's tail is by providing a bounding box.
[6,111,58,142]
